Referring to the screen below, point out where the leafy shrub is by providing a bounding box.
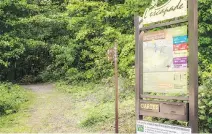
[80,103,114,127]
[19,75,37,84]
[0,83,29,115]
[56,81,134,131]
[198,78,212,133]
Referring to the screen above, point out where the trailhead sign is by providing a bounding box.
[135,0,198,133]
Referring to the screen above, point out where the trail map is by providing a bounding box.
[142,26,188,93]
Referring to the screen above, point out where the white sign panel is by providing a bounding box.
[142,0,187,24]
[136,120,191,134]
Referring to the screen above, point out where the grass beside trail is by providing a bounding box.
[56,81,136,133]
[0,84,35,133]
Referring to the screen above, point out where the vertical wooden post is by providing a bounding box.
[114,43,119,133]
[188,0,198,133]
[134,15,143,121]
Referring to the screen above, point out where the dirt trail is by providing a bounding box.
[22,84,85,133]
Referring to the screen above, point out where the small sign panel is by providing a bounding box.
[107,48,115,61]
[140,102,159,112]
[136,120,191,134]
[142,0,187,24]
[140,101,188,121]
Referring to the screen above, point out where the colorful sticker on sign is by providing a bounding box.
[173,57,187,64]
[173,43,188,51]
[173,35,188,44]
[137,125,144,132]
[173,50,188,57]
[174,64,187,70]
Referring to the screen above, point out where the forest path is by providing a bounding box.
[22,84,85,133]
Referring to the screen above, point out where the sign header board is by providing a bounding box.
[136,120,191,134]
[142,0,187,24]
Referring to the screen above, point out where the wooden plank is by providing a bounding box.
[188,0,199,133]
[134,15,143,120]
[140,95,189,101]
[140,100,188,105]
[140,18,188,31]
[139,100,189,121]
[160,103,187,116]
[140,110,188,121]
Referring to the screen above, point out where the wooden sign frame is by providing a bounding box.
[134,0,198,133]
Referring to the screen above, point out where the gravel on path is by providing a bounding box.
[22,84,85,133]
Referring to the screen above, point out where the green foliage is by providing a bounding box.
[46,0,138,83]
[80,103,114,127]
[198,0,212,83]
[0,0,68,82]
[56,81,135,132]
[0,83,30,115]
[198,78,212,133]
[56,82,115,128]
[0,0,211,85]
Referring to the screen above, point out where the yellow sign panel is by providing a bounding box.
[173,50,188,57]
[143,72,187,93]
[140,103,159,112]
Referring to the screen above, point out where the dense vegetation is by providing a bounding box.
[0,83,34,132]
[0,0,161,84]
[0,0,212,132]
[0,0,211,84]
[0,83,31,115]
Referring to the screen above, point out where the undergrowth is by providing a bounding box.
[56,78,135,133]
[0,83,31,115]
[56,77,212,133]
[0,83,35,132]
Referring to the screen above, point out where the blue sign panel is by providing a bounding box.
[173,35,188,44]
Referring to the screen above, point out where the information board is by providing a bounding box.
[142,26,188,93]
[135,0,198,132]
[136,120,191,134]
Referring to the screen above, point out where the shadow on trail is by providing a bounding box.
[22,84,54,93]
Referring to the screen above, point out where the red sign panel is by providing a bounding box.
[173,43,188,51]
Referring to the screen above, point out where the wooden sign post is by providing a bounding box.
[107,42,119,133]
[135,0,198,133]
